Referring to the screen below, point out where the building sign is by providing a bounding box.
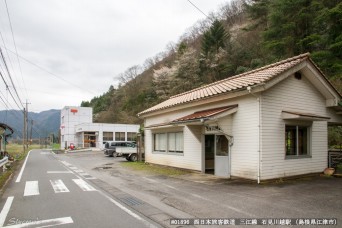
[205,125,222,132]
[71,109,78,114]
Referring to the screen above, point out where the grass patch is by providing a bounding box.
[6,144,41,161]
[121,162,190,176]
[0,170,12,190]
[52,144,60,150]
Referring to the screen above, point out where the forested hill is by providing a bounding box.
[0,109,60,139]
[81,0,342,124]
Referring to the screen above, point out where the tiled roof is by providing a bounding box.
[172,105,238,123]
[139,53,311,116]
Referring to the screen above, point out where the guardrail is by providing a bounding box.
[0,157,9,169]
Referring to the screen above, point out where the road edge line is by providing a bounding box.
[15,150,32,183]
[0,196,14,227]
[58,160,156,228]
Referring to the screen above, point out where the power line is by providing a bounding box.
[1,45,97,95]
[0,70,23,110]
[4,0,28,98]
[186,0,208,18]
[0,30,24,100]
[0,47,24,109]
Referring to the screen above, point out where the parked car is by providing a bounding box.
[103,141,138,161]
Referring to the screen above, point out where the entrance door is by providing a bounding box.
[214,135,230,177]
[205,135,215,174]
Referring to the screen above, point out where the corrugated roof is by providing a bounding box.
[139,53,311,116]
[172,105,238,123]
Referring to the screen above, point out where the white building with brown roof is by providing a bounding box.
[138,53,342,182]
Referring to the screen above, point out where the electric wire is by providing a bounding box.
[0,30,26,101]
[0,47,24,109]
[4,0,28,98]
[1,45,97,95]
[0,70,23,111]
[186,0,208,17]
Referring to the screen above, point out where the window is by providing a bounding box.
[285,125,310,157]
[127,132,137,141]
[153,132,183,154]
[216,135,228,156]
[103,132,113,141]
[168,132,183,153]
[115,132,125,141]
[154,133,166,152]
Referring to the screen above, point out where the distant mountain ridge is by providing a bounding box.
[0,109,60,139]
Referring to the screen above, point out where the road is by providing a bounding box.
[0,149,158,228]
[1,149,342,227]
[56,150,342,227]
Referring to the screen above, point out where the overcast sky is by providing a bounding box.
[0,0,229,113]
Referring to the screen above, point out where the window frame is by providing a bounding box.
[285,124,312,159]
[103,132,113,141]
[153,131,184,155]
[127,132,137,141]
[115,132,125,141]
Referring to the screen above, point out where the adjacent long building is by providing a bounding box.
[60,106,139,149]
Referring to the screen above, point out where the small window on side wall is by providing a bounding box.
[285,125,310,157]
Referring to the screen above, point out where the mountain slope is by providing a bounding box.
[0,109,60,139]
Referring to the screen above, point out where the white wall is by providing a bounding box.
[229,96,259,179]
[60,106,92,149]
[75,123,140,149]
[145,125,202,170]
[261,74,329,180]
[144,95,260,178]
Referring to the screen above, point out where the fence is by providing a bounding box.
[0,157,9,171]
[328,149,342,168]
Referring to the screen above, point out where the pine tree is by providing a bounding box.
[201,20,228,57]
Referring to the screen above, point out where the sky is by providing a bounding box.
[0,0,229,113]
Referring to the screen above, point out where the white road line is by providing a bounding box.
[97,191,156,228]
[74,169,84,173]
[69,166,78,170]
[72,179,97,191]
[163,184,177,190]
[50,180,70,193]
[85,177,97,180]
[142,177,158,183]
[15,150,32,183]
[60,161,71,166]
[4,216,73,228]
[0,196,14,227]
[40,152,50,155]
[24,181,39,196]
[47,171,73,174]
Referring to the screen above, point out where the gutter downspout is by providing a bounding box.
[247,86,262,184]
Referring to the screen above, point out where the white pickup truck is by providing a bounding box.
[103,141,138,161]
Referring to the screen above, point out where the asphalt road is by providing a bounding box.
[0,149,158,228]
[2,149,342,228]
[57,150,342,228]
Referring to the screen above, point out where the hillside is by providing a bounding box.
[81,0,342,124]
[0,109,60,139]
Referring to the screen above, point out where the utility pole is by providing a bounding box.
[30,120,33,145]
[23,107,26,151]
[23,100,30,149]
